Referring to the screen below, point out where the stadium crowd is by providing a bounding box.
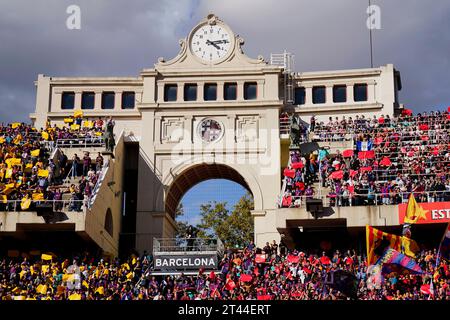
[0,240,448,300]
[0,115,107,212]
[281,110,450,208]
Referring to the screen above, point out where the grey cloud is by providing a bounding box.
[1,0,450,123]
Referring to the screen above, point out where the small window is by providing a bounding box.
[224,83,237,100]
[354,84,368,102]
[61,92,75,110]
[244,82,257,100]
[204,83,217,101]
[312,86,326,104]
[333,85,347,103]
[164,84,177,102]
[121,92,135,109]
[81,92,95,109]
[102,92,115,109]
[184,84,197,101]
[294,87,305,105]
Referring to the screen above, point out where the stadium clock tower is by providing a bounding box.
[133,13,284,252]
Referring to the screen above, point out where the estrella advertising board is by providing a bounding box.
[399,202,450,224]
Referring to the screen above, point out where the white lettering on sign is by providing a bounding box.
[431,209,450,220]
[155,257,216,268]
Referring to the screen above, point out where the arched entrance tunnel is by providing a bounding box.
[165,163,253,220]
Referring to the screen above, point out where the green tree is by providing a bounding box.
[174,203,190,239]
[196,192,254,247]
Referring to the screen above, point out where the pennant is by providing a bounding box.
[404,194,428,224]
[69,293,81,300]
[329,170,344,180]
[358,150,375,160]
[21,196,31,210]
[291,162,304,169]
[41,253,53,261]
[74,110,83,118]
[38,169,49,178]
[366,225,402,266]
[95,286,104,295]
[30,149,40,157]
[342,149,354,158]
[32,193,44,201]
[379,248,424,275]
[36,284,48,295]
[239,274,253,282]
[255,254,266,264]
[283,168,295,178]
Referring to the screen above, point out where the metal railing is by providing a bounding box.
[55,137,105,148]
[0,199,87,212]
[279,190,450,208]
[153,238,224,254]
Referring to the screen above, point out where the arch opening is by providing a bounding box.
[104,208,113,237]
[165,163,252,219]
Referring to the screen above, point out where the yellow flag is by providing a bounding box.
[13,135,22,145]
[404,194,428,224]
[41,131,49,140]
[83,121,93,128]
[19,270,27,279]
[0,195,7,204]
[95,287,104,295]
[0,137,5,144]
[36,284,47,295]
[11,123,21,129]
[82,280,89,289]
[41,265,49,274]
[74,110,83,118]
[70,124,80,131]
[122,263,130,271]
[64,118,74,123]
[38,169,49,177]
[132,257,137,265]
[69,293,81,300]
[21,196,31,210]
[5,169,12,179]
[401,237,420,258]
[126,272,133,280]
[62,274,75,282]
[95,131,103,136]
[41,253,53,261]
[32,193,44,201]
[30,149,40,157]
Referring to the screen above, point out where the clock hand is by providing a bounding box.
[206,40,221,49]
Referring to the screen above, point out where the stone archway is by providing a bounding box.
[164,163,260,220]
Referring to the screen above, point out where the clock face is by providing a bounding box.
[190,24,231,63]
[198,119,223,143]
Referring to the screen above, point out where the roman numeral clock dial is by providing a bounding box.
[190,24,231,63]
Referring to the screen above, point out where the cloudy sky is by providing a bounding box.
[1,0,450,123]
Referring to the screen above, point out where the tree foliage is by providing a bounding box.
[196,192,254,247]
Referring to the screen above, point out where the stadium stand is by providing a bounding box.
[280,110,450,208]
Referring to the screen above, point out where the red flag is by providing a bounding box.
[225,279,236,290]
[257,295,272,300]
[329,170,344,180]
[402,109,413,116]
[287,254,300,264]
[360,166,373,172]
[420,284,431,295]
[342,150,354,158]
[255,254,266,264]
[282,196,292,207]
[419,124,429,131]
[350,170,358,178]
[358,150,375,160]
[283,168,295,178]
[379,157,392,167]
[291,162,304,169]
[374,137,383,145]
[239,274,252,282]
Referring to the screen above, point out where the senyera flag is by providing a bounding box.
[436,223,450,264]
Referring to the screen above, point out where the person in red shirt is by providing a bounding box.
[320,252,331,265]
